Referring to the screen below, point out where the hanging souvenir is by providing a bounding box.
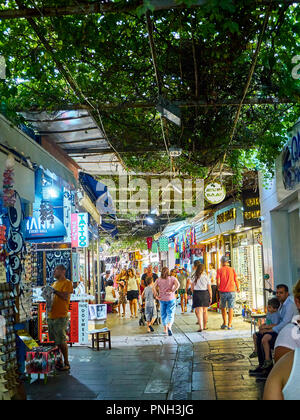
[159,236,169,252]
[151,241,158,253]
[2,154,16,208]
[0,225,6,248]
[146,237,153,250]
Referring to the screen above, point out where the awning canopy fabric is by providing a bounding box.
[79,171,118,238]
[79,172,116,218]
[0,113,77,188]
[161,220,191,238]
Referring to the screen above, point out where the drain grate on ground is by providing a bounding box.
[203,353,245,363]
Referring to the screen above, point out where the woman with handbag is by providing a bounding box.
[154,267,180,336]
[192,263,212,332]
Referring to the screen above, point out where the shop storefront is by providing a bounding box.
[0,114,78,400]
[260,118,300,292]
[193,197,265,310]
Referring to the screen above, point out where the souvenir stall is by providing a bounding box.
[128,250,143,272]
[0,152,36,400]
[230,191,264,311]
[0,115,81,399]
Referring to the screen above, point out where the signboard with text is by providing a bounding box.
[242,190,261,228]
[71,213,89,248]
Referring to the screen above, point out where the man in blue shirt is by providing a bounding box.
[249,284,298,377]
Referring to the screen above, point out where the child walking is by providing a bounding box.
[142,277,157,333]
[249,297,281,368]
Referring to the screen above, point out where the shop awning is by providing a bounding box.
[20,110,125,175]
[161,220,191,238]
[99,220,118,238]
[79,171,118,237]
[79,172,116,218]
[0,113,77,188]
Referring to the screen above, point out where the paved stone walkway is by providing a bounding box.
[25,308,266,400]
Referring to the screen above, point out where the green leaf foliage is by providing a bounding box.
[0,0,299,184]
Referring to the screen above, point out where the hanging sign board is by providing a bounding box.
[204,182,226,205]
[71,213,89,248]
[78,302,89,345]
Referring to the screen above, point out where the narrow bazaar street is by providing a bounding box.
[25,308,264,401]
[0,0,299,406]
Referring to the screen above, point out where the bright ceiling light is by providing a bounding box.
[145,216,155,225]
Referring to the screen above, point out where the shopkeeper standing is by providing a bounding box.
[48,264,73,371]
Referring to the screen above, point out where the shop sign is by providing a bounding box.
[217,208,236,224]
[242,191,261,227]
[25,170,66,242]
[71,213,89,248]
[201,223,208,233]
[204,182,226,205]
[38,302,79,344]
[282,125,300,190]
[79,302,89,345]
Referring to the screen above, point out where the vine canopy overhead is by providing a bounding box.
[0,0,299,180]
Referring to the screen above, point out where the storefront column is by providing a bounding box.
[91,239,95,298]
[270,210,293,288]
[97,239,100,304]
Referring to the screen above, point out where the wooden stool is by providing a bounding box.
[89,329,111,351]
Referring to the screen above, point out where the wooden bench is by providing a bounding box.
[89,329,111,351]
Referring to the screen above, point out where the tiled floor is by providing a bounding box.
[24,307,266,400]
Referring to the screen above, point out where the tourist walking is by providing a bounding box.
[154,267,180,336]
[192,263,212,332]
[142,276,157,333]
[127,268,140,318]
[216,256,240,330]
[208,263,218,305]
[117,268,128,317]
[190,260,202,313]
[177,268,190,314]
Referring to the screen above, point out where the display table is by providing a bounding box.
[89,328,111,351]
[25,346,62,384]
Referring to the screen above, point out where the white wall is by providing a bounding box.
[259,153,300,291]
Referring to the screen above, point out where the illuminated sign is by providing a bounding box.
[71,213,89,248]
[217,208,236,224]
[202,223,208,233]
[204,182,226,205]
[243,190,261,227]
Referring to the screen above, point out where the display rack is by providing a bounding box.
[0,283,20,400]
[25,346,62,384]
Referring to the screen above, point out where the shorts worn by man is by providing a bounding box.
[48,264,73,371]
[217,256,240,330]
